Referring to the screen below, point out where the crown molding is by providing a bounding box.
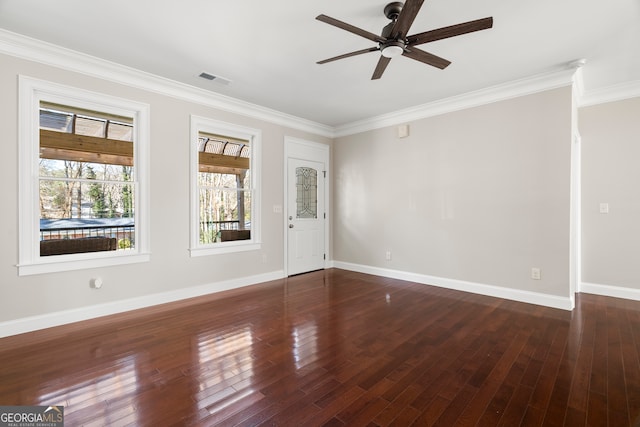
[579,79,640,107]
[334,65,581,137]
[3,28,637,139]
[0,28,334,138]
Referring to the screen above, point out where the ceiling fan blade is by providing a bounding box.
[390,0,425,40]
[372,56,392,80]
[316,14,385,43]
[407,17,493,46]
[402,47,451,69]
[317,47,380,64]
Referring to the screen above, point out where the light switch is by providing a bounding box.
[599,203,609,214]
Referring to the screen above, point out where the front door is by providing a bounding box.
[287,158,325,275]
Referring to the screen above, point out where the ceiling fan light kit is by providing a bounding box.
[381,42,404,58]
[316,0,493,80]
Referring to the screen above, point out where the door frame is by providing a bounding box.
[283,136,330,276]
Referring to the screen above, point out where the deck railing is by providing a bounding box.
[40,220,245,247]
[40,224,135,248]
[200,220,242,231]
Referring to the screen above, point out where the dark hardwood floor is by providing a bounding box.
[1,268,640,426]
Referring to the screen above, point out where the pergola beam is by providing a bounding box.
[40,129,133,166]
[198,152,249,170]
[39,130,250,173]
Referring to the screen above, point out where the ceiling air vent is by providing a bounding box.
[198,72,231,85]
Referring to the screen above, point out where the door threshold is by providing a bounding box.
[287,268,324,277]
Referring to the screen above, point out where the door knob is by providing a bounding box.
[289,224,294,228]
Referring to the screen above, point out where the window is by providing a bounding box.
[190,116,260,255]
[19,77,150,275]
[296,167,318,219]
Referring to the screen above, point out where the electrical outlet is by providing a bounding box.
[90,277,103,289]
[531,268,541,280]
[385,251,392,261]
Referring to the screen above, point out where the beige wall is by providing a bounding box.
[580,97,640,290]
[0,53,331,325]
[333,87,574,298]
[3,44,637,330]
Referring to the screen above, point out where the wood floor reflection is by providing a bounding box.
[1,268,640,426]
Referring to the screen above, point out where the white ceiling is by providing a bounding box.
[1,0,639,128]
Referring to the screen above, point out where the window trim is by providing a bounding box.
[18,76,150,275]
[189,115,261,256]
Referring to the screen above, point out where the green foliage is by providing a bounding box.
[87,166,107,218]
[118,238,132,249]
[121,166,133,218]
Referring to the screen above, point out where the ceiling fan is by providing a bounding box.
[316,0,493,80]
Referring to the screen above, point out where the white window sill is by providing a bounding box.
[189,242,260,257]
[18,252,151,276]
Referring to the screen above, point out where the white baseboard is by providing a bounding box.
[333,261,574,311]
[3,264,589,339]
[581,281,640,301]
[0,270,285,338]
